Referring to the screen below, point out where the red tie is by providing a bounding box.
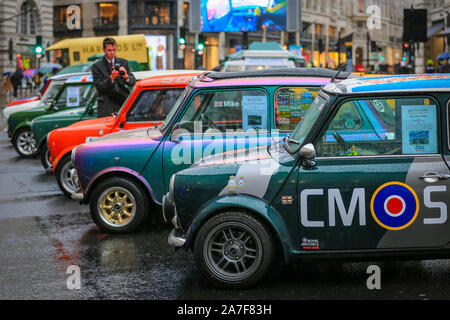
[110,60,114,69]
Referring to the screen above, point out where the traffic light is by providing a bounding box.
[197,34,205,56]
[403,42,410,55]
[8,38,13,61]
[34,35,44,57]
[178,27,186,50]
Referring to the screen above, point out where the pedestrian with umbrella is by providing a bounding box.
[11,68,23,98]
[437,52,450,73]
[39,63,62,74]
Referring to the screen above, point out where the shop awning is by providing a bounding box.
[437,27,450,37]
[428,22,445,38]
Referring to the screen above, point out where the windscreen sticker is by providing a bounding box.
[242,96,267,131]
[66,86,81,107]
[213,100,240,108]
[401,105,437,154]
[275,89,316,130]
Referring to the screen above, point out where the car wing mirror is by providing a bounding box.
[300,143,316,169]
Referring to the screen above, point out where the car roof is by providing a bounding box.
[63,70,204,86]
[322,74,450,95]
[50,72,91,81]
[136,70,203,87]
[65,74,93,84]
[204,68,352,80]
[190,68,353,88]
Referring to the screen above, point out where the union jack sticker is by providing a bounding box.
[281,196,293,205]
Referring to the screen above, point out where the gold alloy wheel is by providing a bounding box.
[97,187,136,227]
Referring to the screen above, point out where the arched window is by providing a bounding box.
[19,0,37,35]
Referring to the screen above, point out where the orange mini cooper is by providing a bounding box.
[48,70,202,197]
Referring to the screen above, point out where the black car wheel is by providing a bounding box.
[89,177,149,234]
[194,211,275,289]
[13,127,37,158]
[39,142,52,172]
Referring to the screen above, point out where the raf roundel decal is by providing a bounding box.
[370,182,419,230]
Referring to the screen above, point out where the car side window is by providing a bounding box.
[316,97,438,157]
[56,84,92,109]
[127,88,184,122]
[275,87,320,131]
[177,89,268,133]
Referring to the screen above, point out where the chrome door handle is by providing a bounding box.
[419,173,450,180]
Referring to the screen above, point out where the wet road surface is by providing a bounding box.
[1,108,450,300]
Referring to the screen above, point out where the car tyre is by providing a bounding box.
[55,154,78,197]
[194,211,275,289]
[89,177,149,234]
[39,142,52,172]
[13,127,36,158]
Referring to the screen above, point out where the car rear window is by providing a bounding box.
[274,87,321,131]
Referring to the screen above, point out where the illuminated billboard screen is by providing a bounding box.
[201,0,287,32]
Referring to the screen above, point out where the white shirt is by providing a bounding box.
[107,58,115,68]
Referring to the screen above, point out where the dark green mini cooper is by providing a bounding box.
[165,74,450,288]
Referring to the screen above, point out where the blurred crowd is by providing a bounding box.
[2,68,54,102]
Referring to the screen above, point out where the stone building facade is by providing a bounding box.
[301,0,412,72]
[0,0,53,77]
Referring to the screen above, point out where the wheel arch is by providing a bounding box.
[11,122,32,141]
[185,195,294,264]
[85,168,159,208]
[37,136,47,154]
[52,146,76,172]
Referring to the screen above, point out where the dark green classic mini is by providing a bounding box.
[8,74,95,158]
[165,74,450,288]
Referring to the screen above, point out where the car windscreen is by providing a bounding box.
[160,86,192,132]
[286,95,328,152]
[43,84,63,104]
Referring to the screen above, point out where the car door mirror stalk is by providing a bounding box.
[51,100,58,111]
[300,143,316,169]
